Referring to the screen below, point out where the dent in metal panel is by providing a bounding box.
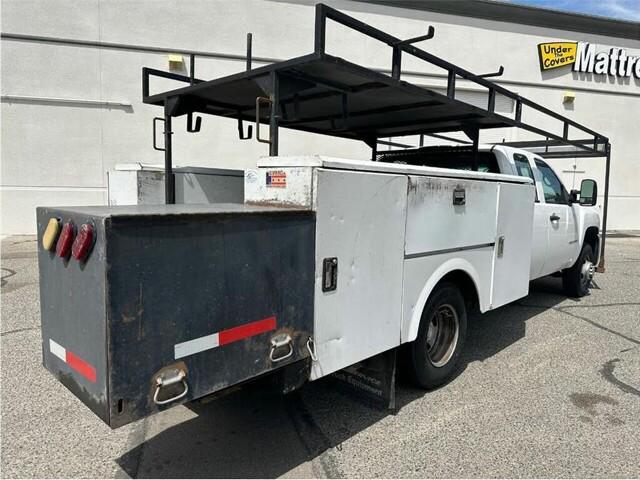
[311,169,408,380]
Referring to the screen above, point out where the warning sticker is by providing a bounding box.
[266,170,287,188]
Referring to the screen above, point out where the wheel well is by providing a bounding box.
[584,226,599,255]
[437,270,480,314]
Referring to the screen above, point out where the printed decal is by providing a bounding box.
[266,170,287,188]
[245,169,258,184]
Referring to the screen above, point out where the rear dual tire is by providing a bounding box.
[406,283,467,389]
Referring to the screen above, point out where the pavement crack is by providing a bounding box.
[561,302,640,309]
[515,302,640,346]
[1,268,17,287]
[599,358,640,397]
[1,326,41,337]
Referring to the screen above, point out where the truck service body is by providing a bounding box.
[36,4,610,428]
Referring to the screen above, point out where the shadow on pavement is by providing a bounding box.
[117,276,571,478]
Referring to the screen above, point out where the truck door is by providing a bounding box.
[533,158,574,276]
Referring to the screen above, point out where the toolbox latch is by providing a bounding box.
[322,257,338,292]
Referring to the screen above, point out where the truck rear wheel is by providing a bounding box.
[407,283,467,389]
[562,244,595,297]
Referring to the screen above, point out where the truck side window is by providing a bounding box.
[535,159,569,204]
[513,153,538,201]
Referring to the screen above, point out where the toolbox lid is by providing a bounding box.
[257,155,533,184]
[38,203,307,219]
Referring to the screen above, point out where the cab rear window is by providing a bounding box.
[378,148,500,173]
[513,153,538,202]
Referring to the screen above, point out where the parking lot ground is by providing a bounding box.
[1,235,639,478]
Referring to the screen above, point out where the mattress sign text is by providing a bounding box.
[538,42,640,78]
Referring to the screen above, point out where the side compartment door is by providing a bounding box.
[491,182,535,308]
[512,152,547,279]
[311,169,408,380]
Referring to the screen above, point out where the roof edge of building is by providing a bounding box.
[356,0,640,41]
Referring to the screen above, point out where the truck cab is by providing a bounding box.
[492,146,600,286]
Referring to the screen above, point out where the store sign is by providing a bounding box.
[538,41,640,78]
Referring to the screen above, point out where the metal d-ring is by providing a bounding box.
[153,369,189,405]
[270,333,293,362]
[306,336,317,362]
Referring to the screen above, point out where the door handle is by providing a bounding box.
[550,213,560,222]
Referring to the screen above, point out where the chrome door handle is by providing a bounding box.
[550,213,560,222]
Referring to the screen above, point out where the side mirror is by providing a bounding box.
[579,179,597,206]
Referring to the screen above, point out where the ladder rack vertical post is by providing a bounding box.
[246,33,253,71]
[163,108,175,204]
[269,71,280,156]
[447,70,456,99]
[597,143,611,272]
[391,47,401,80]
[315,4,326,54]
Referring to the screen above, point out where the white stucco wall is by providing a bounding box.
[1,0,639,233]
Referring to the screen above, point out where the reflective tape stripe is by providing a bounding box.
[49,338,97,383]
[174,316,277,359]
[218,316,276,345]
[66,351,97,383]
[49,338,66,361]
[174,333,219,360]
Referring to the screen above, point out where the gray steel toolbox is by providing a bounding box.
[37,204,315,428]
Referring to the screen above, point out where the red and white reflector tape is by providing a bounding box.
[174,316,276,359]
[49,339,97,383]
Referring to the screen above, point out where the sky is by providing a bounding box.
[504,0,640,21]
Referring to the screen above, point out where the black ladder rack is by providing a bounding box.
[142,3,611,270]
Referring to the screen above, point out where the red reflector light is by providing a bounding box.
[71,223,94,262]
[56,222,75,258]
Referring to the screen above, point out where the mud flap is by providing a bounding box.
[329,349,396,410]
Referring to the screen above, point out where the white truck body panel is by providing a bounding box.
[491,182,535,308]
[405,176,498,255]
[311,169,408,379]
[247,156,535,380]
[401,247,494,343]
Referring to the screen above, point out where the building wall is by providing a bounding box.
[2,0,639,234]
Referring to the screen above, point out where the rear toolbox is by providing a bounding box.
[37,204,315,428]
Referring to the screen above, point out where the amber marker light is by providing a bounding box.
[42,218,61,251]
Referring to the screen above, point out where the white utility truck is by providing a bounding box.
[244,151,600,388]
[36,4,610,427]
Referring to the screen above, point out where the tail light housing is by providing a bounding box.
[71,223,95,262]
[55,222,75,258]
[42,218,61,251]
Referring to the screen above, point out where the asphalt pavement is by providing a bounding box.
[1,235,639,478]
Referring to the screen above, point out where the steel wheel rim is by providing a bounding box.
[580,256,595,289]
[426,304,459,368]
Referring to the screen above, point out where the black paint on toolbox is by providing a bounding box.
[37,204,316,428]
